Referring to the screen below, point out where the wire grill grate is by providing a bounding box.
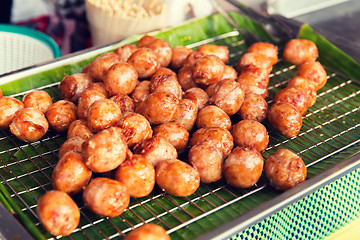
[0,30,360,239]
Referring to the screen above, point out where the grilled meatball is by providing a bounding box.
[137,35,156,48]
[237,52,272,74]
[174,98,198,131]
[127,48,159,79]
[183,87,209,110]
[287,76,317,107]
[130,80,151,107]
[197,44,229,63]
[238,93,268,122]
[22,90,53,113]
[264,148,307,191]
[153,122,189,153]
[77,87,108,120]
[268,102,302,138]
[10,108,49,142]
[152,67,177,78]
[247,42,278,65]
[150,72,182,99]
[274,87,308,116]
[58,137,86,159]
[223,147,263,188]
[89,52,121,81]
[297,61,327,91]
[82,127,128,172]
[125,224,170,240]
[83,177,130,217]
[196,105,232,130]
[177,67,198,91]
[0,97,24,129]
[67,119,93,139]
[59,73,93,102]
[156,159,200,197]
[193,55,225,85]
[171,46,193,70]
[147,39,172,67]
[37,190,80,236]
[221,65,238,81]
[46,100,77,133]
[236,65,269,98]
[104,62,139,96]
[183,51,204,68]
[110,94,135,114]
[283,39,318,65]
[52,151,92,195]
[87,99,122,133]
[115,154,155,198]
[232,120,269,153]
[114,44,138,62]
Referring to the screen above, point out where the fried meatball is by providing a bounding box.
[58,137,86,159]
[87,99,122,133]
[283,39,318,65]
[127,48,159,79]
[171,46,193,70]
[152,67,177,78]
[83,177,130,217]
[238,93,268,122]
[247,42,278,65]
[193,55,225,85]
[115,154,155,198]
[197,44,229,63]
[147,39,172,67]
[236,65,269,98]
[177,67,198,91]
[52,151,92,195]
[264,148,307,191]
[137,35,156,48]
[237,52,272,74]
[297,61,327,91]
[82,127,128,172]
[89,52,121,81]
[77,87,107,119]
[10,108,49,142]
[287,76,317,107]
[37,190,80,236]
[59,73,93,102]
[125,224,170,240]
[183,51,204,68]
[268,102,302,138]
[114,44,138,62]
[221,65,238,81]
[196,105,232,130]
[115,112,152,148]
[183,87,209,110]
[232,120,269,153]
[174,98,198,131]
[46,100,77,133]
[67,119,93,139]
[153,122,189,153]
[22,90,53,113]
[87,82,109,97]
[223,147,263,188]
[104,62,139,96]
[110,94,135,114]
[156,159,200,197]
[0,97,24,129]
[131,80,151,106]
[135,92,179,125]
[274,87,308,116]
[208,79,244,116]
[150,72,182,100]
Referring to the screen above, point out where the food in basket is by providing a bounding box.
[183,87,209,110]
[247,42,278,65]
[89,52,121,81]
[287,76,317,107]
[153,122,189,153]
[238,93,268,122]
[283,38,318,65]
[124,223,170,240]
[104,62,139,96]
[127,48,160,79]
[37,190,80,236]
[297,61,327,91]
[67,119,94,139]
[0,97,24,129]
[59,73,93,103]
[22,90,53,113]
[193,55,225,85]
[264,149,307,191]
[274,87,308,116]
[110,93,135,114]
[197,44,229,63]
[58,136,86,159]
[46,100,77,132]
[171,46,193,70]
[196,105,231,130]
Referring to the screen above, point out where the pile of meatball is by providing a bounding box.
[0,35,326,238]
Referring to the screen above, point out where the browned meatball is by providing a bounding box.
[150,72,182,100]
[237,52,272,74]
[208,79,244,116]
[110,94,135,114]
[87,98,122,133]
[83,177,130,217]
[223,147,263,188]
[153,122,189,153]
[268,102,303,138]
[283,39,318,65]
[115,154,155,198]
[238,93,268,122]
[196,105,232,130]
[188,142,223,183]
[87,82,109,97]
[137,35,156,48]
[135,92,179,125]
[46,100,77,132]
[115,112,153,148]
[130,80,151,106]
[22,90,53,113]
[82,63,91,75]
[183,87,209,110]
[0,97,24,129]
[67,119,93,139]
[82,127,128,172]
[89,52,121,81]
[37,190,80,236]
[104,62,139,96]
[173,98,198,131]
[127,48,159,79]
[287,76,317,107]
[232,120,269,153]
[236,65,269,98]
[52,151,92,195]
[171,46,193,70]
[247,42,278,65]
[114,44,138,62]
[10,108,49,142]
[58,137,86,159]
[151,67,177,78]
[221,65,238,81]
[297,61,327,91]
[77,87,107,120]
[183,51,204,68]
[197,44,229,63]
[156,159,200,197]
[264,148,307,191]
[274,87,308,116]
[147,39,172,67]
[177,67,197,91]
[125,223,170,240]
[193,55,225,85]
[59,73,93,102]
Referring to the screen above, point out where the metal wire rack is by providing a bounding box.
[0,29,360,240]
